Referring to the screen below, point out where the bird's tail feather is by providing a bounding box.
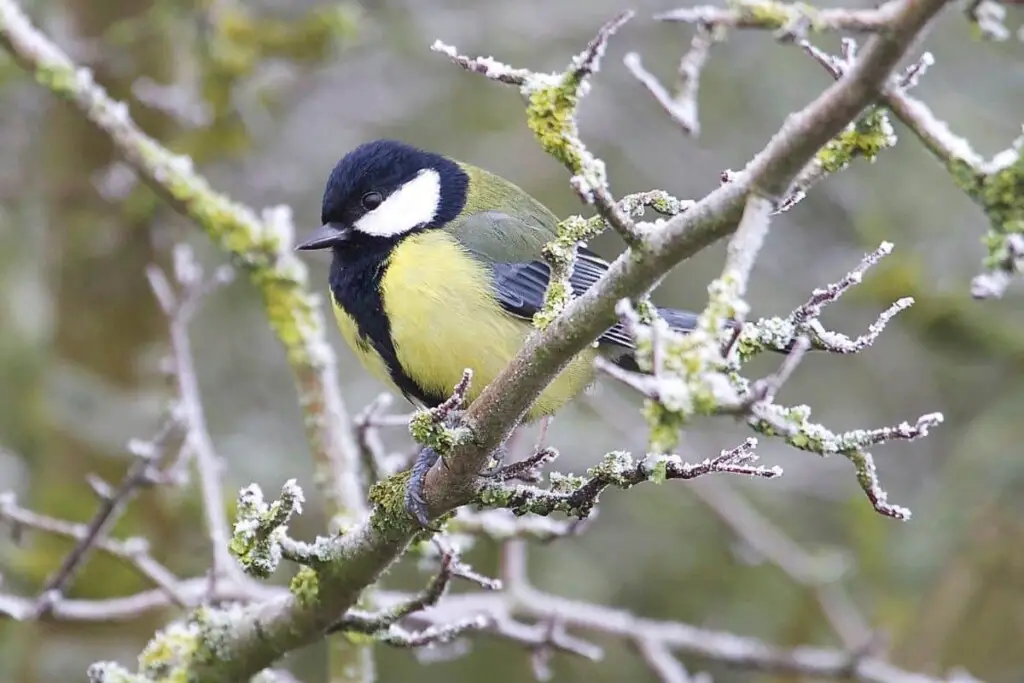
[609,306,744,373]
[655,307,700,334]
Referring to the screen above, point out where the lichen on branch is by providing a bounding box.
[0,0,958,680]
[0,0,365,522]
[230,480,305,578]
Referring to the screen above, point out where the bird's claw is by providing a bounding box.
[404,446,442,530]
[404,439,506,530]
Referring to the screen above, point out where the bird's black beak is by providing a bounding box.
[295,222,353,251]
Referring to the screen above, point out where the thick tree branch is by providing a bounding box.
[0,0,952,679]
[426,0,950,517]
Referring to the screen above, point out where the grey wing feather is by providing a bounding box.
[488,255,636,349]
[448,210,637,348]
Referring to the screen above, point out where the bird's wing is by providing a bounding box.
[447,209,635,349]
[488,253,636,348]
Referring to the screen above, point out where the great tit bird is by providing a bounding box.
[296,139,713,526]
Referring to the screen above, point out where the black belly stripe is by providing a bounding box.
[328,245,447,409]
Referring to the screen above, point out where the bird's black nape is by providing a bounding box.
[320,139,469,230]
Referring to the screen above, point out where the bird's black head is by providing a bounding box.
[295,139,469,253]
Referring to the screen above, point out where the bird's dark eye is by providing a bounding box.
[361,191,383,211]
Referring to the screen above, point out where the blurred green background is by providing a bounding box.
[1,0,1023,681]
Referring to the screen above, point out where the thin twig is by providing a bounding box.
[634,638,705,683]
[739,242,915,356]
[747,334,811,404]
[722,193,776,295]
[330,535,500,635]
[567,11,648,248]
[8,419,183,616]
[0,487,189,610]
[481,438,779,520]
[385,586,960,683]
[0,577,277,621]
[624,25,716,136]
[354,393,394,486]
[429,40,531,85]
[146,252,241,590]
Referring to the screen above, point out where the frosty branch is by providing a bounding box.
[0,0,972,681]
[423,0,948,524]
[641,0,1024,297]
[0,248,265,622]
[0,0,366,522]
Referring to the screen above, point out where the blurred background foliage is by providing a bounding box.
[0,0,1022,681]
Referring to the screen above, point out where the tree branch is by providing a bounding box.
[624,24,716,137]
[0,0,954,679]
[0,247,255,622]
[424,0,950,521]
[384,586,958,683]
[479,438,779,519]
[0,484,190,612]
[664,0,1023,297]
[656,1,903,34]
[0,578,279,623]
[0,0,366,521]
[361,538,965,683]
[146,246,242,589]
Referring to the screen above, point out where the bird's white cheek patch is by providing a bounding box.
[354,168,441,238]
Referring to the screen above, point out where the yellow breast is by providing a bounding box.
[331,301,396,391]
[334,230,596,421]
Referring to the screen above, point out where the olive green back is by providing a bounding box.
[444,162,560,264]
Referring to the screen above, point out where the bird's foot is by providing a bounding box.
[403,405,467,529]
[404,446,442,530]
